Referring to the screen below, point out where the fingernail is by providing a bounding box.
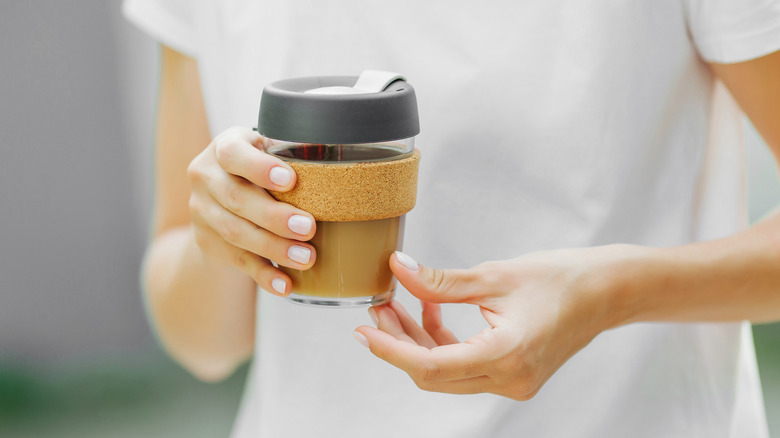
[395,251,419,271]
[368,307,379,325]
[269,166,292,187]
[288,215,313,235]
[271,278,287,295]
[353,331,370,348]
[288,245,311,264]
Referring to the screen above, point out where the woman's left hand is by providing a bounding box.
[353,245,638,400]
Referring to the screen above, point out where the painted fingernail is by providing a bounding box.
[395,251,419,271]
[269,166,292,186]
[288,215,313,235]
[288,245,311,264]
[271,278,287,295]
[368,307,379,325]
[353,331,370,348]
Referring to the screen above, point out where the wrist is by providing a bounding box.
[590,243,657,330]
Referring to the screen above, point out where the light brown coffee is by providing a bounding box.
[268,143,417,303]
[279,216,404,298]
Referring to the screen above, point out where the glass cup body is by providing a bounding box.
[266,138,414,307]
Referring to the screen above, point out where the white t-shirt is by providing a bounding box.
[124,1,780,437]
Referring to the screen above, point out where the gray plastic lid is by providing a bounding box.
[257,71,420,144]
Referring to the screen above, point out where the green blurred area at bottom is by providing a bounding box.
[0,348,248,438]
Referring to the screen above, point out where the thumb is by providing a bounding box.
[390,251,484,304]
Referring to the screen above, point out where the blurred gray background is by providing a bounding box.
[0,1,777,437]
[0,2,247,437]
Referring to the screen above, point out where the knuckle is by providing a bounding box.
[256,236,274,259]
[234,251,266,286]
[215,218,243,243]
[186,157,206,183]
[247,257,270,285]
[214,137,241,164]
[424,268,479,295]
[222,184,245,214]
[370,346,391,363]
[411,375,432,391]
[426,269,448,292]
[232,250,250,270]
[423,363,441,384]
[412,361,442,390]
[422,318,442,333]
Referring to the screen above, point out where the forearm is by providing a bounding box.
[144,225,256,381]
[611,210,780,327]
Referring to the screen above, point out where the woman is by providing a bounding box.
[124,0,780,436]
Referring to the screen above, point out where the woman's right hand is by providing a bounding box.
[187,126,317,296]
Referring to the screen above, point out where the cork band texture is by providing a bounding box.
[269,149,420,222]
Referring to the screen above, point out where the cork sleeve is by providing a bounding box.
[269,149,420,222]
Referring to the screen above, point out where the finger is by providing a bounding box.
[421,302,459,345]
[356,326,493,383]
[390,251,487,304]
[206,171,316,241]
[194,195,316,269]
[385,301,438,348]
[191,225,291,296]
[369,305,423,346]
[212,128,296,191]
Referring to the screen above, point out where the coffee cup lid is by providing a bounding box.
[258,70,420,144]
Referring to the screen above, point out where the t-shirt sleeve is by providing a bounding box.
[122,0,198,57]
[684,0,780,63]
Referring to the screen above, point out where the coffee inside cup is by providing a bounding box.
[269,143,414,305]
[280,216,404,299]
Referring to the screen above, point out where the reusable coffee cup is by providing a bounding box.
[257,70,420,307]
